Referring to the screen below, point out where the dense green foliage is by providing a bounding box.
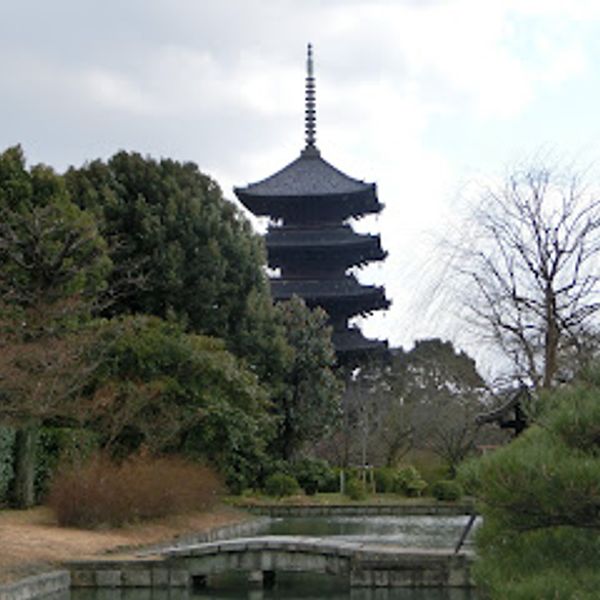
[344,477,367,501]
[0,146,343,504]
[463,365,600,598]
[65,152,286,378]
[374,467,396,493]
[394,465,428,497]
[263,472,301,497]
[430,479,463,501]
[273,296,342,459]
[34,427,98,500]
[0,146,110,315]
[0,427,15,504]
[89,315,273,491]
[293,458,336,495]
[0,146,111,507]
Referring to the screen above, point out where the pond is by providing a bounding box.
[68,515,479,600]
[263,515,479,550]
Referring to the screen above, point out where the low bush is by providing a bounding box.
[345,477,367,501]
[374,467,396,493]
[319,467,341,493]
[431,479,463,502]
[294,458,335,495]
[394,466,427,497]
[48,453,221,527]
[263,472,300,497]
[35,427,98,501]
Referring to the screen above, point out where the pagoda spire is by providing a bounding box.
[304,43,317,152]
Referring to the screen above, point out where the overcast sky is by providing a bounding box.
[3,0,600,371]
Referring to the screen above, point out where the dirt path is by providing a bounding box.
[0,505,250,584]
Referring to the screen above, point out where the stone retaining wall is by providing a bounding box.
[1,516,268,600]
[163,536,474,589]
[66,536,475,590]
[136,516,271,556]
[67,559,189,589]
[0,571,70,600]
[244,503,475,518]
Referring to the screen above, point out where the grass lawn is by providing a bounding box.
[227,492,470,507]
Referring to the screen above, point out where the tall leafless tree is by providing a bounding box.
[448,162,600,389]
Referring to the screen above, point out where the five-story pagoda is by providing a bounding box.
[235,45,389,362]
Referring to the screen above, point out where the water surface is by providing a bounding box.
[69,515,479,600]
[263,515,478,550]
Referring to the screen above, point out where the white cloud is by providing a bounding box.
[2,0,600,369]
[83,69,159,115]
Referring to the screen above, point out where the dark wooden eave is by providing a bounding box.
[476,386,530,436]
[332,327,388,356]
[266,225,386,266]
[234,149,382,219]
[270,276,390,318]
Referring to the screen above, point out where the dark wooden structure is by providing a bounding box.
[235,44,389,363]
[475,385,529,436]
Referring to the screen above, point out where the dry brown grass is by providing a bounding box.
[48,454,222,528]
[0,504,249,584]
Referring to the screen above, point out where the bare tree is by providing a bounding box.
[447,162,600,389]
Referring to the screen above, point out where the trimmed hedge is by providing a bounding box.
[345,477,367,501]
[0,427,15,504]
[431,479,463,501]
[264,472,300,497]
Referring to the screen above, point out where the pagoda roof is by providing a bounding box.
[234,148,382,218]
[332,327,389,356]
[266,225,384,251]
[270,276,383,300]
[237,147,372,198]
[270,276,390,318]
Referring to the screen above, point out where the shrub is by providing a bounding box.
[35,427,98,501]
[471,366,600,598]
[320,467,341,493]
[263,473,300,497]
[0,427,15,505]
[345,477,367,501]
[394,466,428,497]
[48,453,221,527]
[431,479,463,502]
[374,467,396,493]
[456,456,482,496]
[294,458,335,495]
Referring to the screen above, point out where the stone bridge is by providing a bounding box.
[162,536,474,588]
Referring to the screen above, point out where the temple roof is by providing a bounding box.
[236,148,374,198]
[270,276,383,300]
[234,45,383,220]
[267,225,386,268]
[270,276,390,318]
[332,327,388,356]
[266,225,384,250]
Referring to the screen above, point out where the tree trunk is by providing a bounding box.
[11,424,39,508]
[543,288,559,389]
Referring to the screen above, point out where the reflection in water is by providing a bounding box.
[71,576,479,600]
[265,516,479,550]
[69,516,479,600]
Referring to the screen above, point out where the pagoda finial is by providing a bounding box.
[304,43,317,152]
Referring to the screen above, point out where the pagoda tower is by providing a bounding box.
[234,44,389,362]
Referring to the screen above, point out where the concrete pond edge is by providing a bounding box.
[0,517,267,600]
[0,505,477,599]
[0,571,70,600]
